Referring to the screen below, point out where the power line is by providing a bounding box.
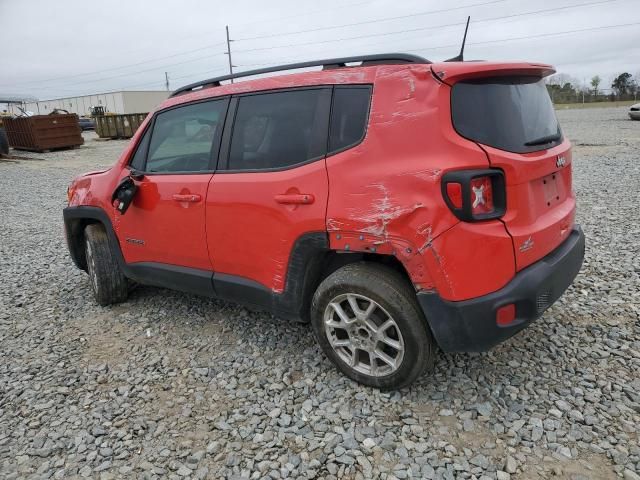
[416,20,640,52]
[40,18,640,98]
[166,21,640,94]
[3,43,227,87]
[23,19,638,100]
[231,0,370,28]
[234,0,507,41]
[106,2,368,54]
[170,66,230,82]
[99,68,224,93]
[19,66,230,98]
[53,53,226,88]
[88,69,224,93]
[232,0,622,54]
[4,0,623,90]
[231,21,640,73]
[1,2,369,88]
[7,0,634,97]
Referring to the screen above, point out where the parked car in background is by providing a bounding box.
[629,103,640,120]
[63,53,585,389]
[78,117,95,130]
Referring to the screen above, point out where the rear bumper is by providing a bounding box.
[418,225,585,352]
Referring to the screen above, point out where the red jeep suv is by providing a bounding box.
[64,54,584,389]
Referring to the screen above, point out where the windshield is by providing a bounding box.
[451,76,562,153]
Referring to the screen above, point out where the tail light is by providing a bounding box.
[445,182,463,209]
[441,169,506,221]
[67,185,76,204]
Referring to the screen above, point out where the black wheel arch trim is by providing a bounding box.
[64,206,124,272]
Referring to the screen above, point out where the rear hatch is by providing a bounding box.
[443,64,576,270]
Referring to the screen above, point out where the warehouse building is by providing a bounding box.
[20,90,169,116]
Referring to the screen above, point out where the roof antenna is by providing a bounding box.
[445,16,470,62]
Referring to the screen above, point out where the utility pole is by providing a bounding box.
[165,72,170,91]
[225,25,234,83]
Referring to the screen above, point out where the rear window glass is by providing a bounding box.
[451,76,562,153]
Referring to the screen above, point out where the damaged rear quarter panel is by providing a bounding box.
[326,65,492,291]
[422,220,515,300]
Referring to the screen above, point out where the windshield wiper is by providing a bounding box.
[524,132,561,147]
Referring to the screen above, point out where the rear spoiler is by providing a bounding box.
[431,62,556,85]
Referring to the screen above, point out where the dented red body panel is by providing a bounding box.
[325,64,515,298]
[205,161,329,293]
[67,59,577,304]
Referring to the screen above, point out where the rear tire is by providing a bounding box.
[84,224,128,306]
[311,262,436,389]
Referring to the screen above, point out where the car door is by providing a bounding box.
[114,97,229,272]
[205,88,331,293]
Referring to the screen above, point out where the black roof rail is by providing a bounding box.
[171,53,430,97]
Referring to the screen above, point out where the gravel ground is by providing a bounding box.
[0,109,638,480]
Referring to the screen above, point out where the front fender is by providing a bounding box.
[63,206,124,271]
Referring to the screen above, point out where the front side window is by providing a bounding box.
[145,99,227,173]
[227,89,330,171]
[129,126,151,171]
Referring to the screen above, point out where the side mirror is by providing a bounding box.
[129,168,145,181]
[111,176,138,214]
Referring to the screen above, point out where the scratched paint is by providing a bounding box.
[416,223,433,254]
[271,237,290,293]
[343,183,424,238]
[325,62,514,298]
[398,168,441,182]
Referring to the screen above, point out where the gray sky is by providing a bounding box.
[1,0,639,100]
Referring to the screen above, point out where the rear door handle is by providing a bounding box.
[274,193,315,205]
[172,193,202,203]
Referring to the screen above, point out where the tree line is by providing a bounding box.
[545,72,640,104]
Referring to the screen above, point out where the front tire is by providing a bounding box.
[311,262,435,389]
[84,224,128,306]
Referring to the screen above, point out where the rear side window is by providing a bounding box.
[145,99,227,173]
[329,86,371,154]
[451,76,561,153]
[227,89,331,171]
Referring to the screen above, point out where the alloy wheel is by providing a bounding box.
[323,293,405,377]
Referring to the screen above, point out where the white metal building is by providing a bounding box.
[20,90,169,116]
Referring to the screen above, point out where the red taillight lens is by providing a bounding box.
[496,304,516,326]
[445,182,463,209]
[441,169,505,222]
[470,176,494,215]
